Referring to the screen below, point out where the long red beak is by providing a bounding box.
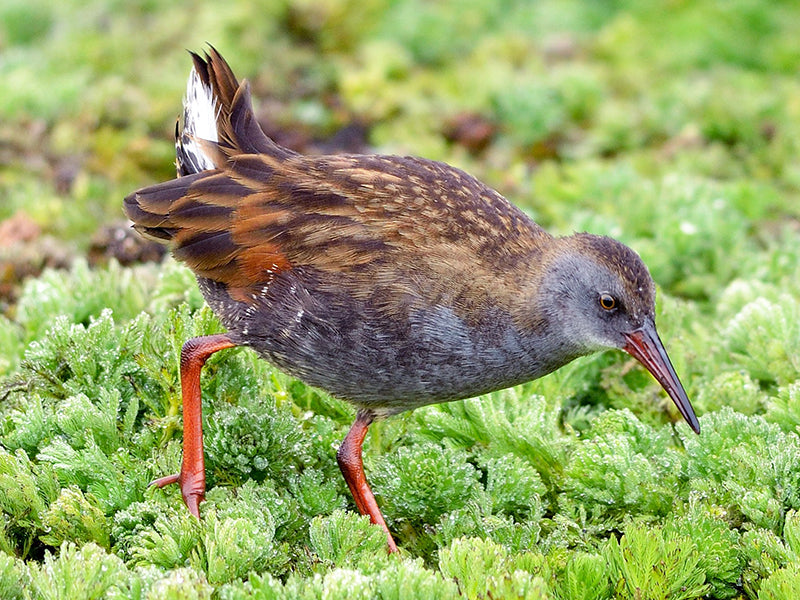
[623,322,700,433]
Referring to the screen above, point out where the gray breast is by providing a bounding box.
[196,273,552,415]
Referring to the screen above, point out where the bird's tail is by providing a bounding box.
[177,45,294,174]
[124,46,292,242]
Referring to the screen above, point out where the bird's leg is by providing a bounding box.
[150,333,236,517]
[337,410,398,553]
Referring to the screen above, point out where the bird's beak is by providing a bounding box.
[623,322,700,433]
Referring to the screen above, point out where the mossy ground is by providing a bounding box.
[2,1,800,598]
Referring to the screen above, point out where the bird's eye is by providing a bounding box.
[599,293,617,311]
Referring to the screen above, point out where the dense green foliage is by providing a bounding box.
[3,0,800,598]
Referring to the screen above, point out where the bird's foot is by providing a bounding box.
[150,471,205,517]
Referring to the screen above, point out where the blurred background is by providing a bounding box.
[2,0,799,310]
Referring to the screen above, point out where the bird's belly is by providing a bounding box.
[197,274,549,413]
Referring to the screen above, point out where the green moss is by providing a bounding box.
[552,552,611,600]
[417,391,568,487]
[723,294,800,386]
[604,522,710,600]
[665,499,743,598]
[140,567,213,600]
[741,527,793,597]
[563,410,683,520]
[39,487,110,549]
[759,564,800,600]
[694,370,767,416]
[308,510,387,569]
[28,542,132,600]
[371,442,481,526]
[438,537,550,600]
[681,409,800,532]
[0,551,27,600]
[481,454,546,520]
[3,0,800,596]
[0,449,49,557]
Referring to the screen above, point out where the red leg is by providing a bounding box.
[337,410,398,553]
[150,333,236,517]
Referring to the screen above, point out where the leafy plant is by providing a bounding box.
[3,0,800,597]
[604,522,710,600]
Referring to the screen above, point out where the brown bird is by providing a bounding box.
[124,47,700,553]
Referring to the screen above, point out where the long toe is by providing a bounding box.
[150,473,181,488]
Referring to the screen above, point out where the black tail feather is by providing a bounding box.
[123,172,204,242]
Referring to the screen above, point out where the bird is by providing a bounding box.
[124,47,700,553]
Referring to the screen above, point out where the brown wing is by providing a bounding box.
[125,150,550,300]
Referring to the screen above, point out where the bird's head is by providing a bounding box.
[536,233,700,433]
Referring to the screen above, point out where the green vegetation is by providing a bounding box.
[2,0,800,598]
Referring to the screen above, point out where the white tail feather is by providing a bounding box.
[177,67,219,174]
